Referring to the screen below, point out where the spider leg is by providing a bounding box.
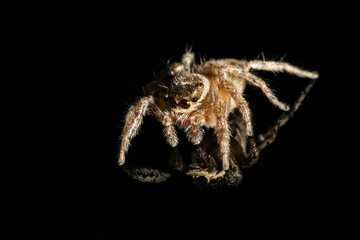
[184,114,205,145]
[220,74,254,136]
[186,124,204,145]
[244,61,319,79]
[227,66,290,111]
[203,60,289,111]
[181,51,195,72]
[118,96,153,165]
[162,112,178,147]
[122,166,171,183]
[214,99,231,173]
[243,136,260,168]
[256,78,318,151]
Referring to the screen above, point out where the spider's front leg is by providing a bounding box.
[118,96,153,165]
[185,114,205,145]
[214,100,231,176]
[162,112,178,147]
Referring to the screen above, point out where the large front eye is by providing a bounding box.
[179,99,190,109]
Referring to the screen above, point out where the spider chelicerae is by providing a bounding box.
[118,51,318,182]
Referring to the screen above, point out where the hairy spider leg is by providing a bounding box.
[244,61,319,79]
[161,111,178,147]
[119,96,153,165]
[220,72,254,136]
[214,99,231,173]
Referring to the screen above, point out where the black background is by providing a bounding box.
[49,1,355,239]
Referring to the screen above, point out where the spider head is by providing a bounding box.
[163,73,210,112]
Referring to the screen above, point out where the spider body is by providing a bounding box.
[119,52,318,179]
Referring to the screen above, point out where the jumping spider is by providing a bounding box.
[118,52,318,180]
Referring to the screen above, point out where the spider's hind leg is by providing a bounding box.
[256,78,318,152]
[244,60,319,79]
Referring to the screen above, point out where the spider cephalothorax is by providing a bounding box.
[163,73,209,113]
[118,51,318,179]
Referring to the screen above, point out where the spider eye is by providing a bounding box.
[198,82,204,87]
[179,99,190,109]
[191,97,198,102]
